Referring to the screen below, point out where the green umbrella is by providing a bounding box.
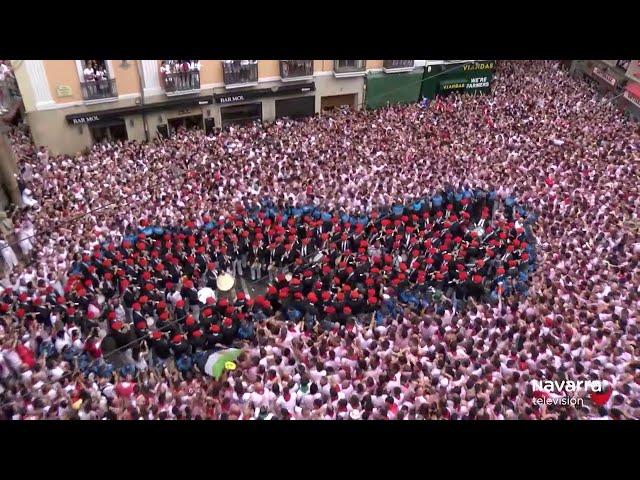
[204,348,242,379]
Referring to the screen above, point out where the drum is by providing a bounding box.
[216,273,236,302]
[198,287,217,305]
[285,273,293,282]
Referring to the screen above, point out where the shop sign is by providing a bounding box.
[462,62,495,72]
[69,115,101,125]
[624,90,640,108]
[593,67,616,86]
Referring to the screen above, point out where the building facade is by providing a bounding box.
[12,59,492,154]
[571,59,640,122]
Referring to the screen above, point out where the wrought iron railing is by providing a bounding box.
[334,60,365,74]
[280,60,313,79]
[80,79,117,100]
[383,60,414,70]
[162,70,200,93]
[223,61,258,85]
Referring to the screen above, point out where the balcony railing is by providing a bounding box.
[80,79,117,101]
[383,60,415,72]
[223,61,258,87]
[162,70,200,94]
[280,60,314,81]
[334,60,366,76]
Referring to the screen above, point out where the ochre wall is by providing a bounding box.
[112,60,141,95]
[258,60,279,78]
[43,60,82,103]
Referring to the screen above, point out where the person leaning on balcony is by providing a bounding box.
[160,61,170,87]
[83,61,95,82]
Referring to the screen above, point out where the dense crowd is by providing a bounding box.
[1,60,639,420]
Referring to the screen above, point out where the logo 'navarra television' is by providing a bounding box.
[531,380,603,393]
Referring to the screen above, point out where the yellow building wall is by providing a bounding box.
[322,60,334,71]
[200,60,223,85]
[258,60,279,78]
[111,60,141,95]
[314,60,323,73]
[366,60,383,69]
[43,60,82,103]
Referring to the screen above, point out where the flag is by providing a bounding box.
[203,348,242,380]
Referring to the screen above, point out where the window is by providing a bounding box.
[160,60,201,93]
[616,60,631,71]
[222,61,258,86]
[82,60,110,82]
[79,60,117,100]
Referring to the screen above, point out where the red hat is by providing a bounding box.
[336,292,345,302]
[367,296,377,305]
[18,292,27,302]
[152,331,162,340]
[135,321,147,330]
[159,311,169,320]
[157,301,166,310]
[237,291,245,301]
[321,291,331,302]
[176,300,185,309]
[472,274,483,284]
[223,317,233,327]
[307,292,318,303]
[343,306,352,315]
[350,290,359,299]
[496,267,506,275]
[132,302,141,311]
[16,308,25,318]
[112,321,123,331]
[172,334,183,344]
[186,315,195,326]
[192,330,203,338]
[210,324,221,333]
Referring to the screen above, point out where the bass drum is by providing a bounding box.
[216,273,236,303]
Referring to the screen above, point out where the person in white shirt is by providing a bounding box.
[83,62,95,82]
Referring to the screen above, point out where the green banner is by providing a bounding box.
[421,61,496,99]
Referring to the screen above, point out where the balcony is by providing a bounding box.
[280,60,314,82]
[80,79,118,102]
[223,61,258,89]
[334,60,366,78]
[383,60,415,73]
[162,70,200,96]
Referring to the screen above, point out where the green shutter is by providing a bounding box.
[365,70,423,110]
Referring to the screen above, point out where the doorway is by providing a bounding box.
[167,114,203,135]
[221,102,262,129]
[89,118,128,143]
[275,96,315,120]
[321,94,357,113]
